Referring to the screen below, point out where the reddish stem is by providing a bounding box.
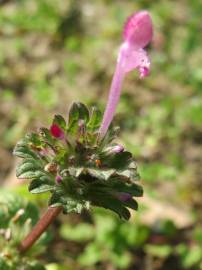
[19,206,62,253]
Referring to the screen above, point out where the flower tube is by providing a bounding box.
[99,11,153,137]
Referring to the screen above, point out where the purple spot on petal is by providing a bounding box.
[139,66,150,79]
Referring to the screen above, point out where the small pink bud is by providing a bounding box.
[104,144,124,155]
[117,192,132,202]
[55,175,62,184]
[50,124,64,139]
[123,11,153,48]
[113,145,124,153]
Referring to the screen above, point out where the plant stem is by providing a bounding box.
[19,206,62,254]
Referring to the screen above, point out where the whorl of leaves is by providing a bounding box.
[13,103,143,220]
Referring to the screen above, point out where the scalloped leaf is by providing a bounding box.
[13,140,39,159]
[29,179,54,194]
[112,182,143,197]
[16,158,43,179]
[68,102,89,133]
[68,167,84,177]
[87,107,102,131]
[68,102,80,130]
[87,168,115,181]
[77,102,90,122]
[123,198,138,210]
[109,151,132,169]
[94,196,131,220]
[116,168,140,181]
[49,191,63,206]
[63,198,83,214]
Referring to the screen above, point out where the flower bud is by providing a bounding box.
[104,144,124,155]
[55,175,62,184]
[44,162,58,173]
[50,124,64,139]
[113,145,124,153]
[117,192,132,202]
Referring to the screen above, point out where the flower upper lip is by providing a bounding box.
[123,11,153,48]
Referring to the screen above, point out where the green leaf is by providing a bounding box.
[145,244,172,258]
[49,191,63,206]
[26,261,47,270]
[112,182,143,197]
[77,102,90,122]
[79,243,102,266]
[39,127,55,144]
[110,152,132,169]
[128,161,138,170]
[94,196,131,220]
[63,199,83,214]
[16,158,43,179]
[116,168,140,182]
[53,115,66,129]
[68,102,80,129]
[87,168,115,181]
[13,139,39,159]
[182,246,202,268]
[117,169,131,179]
[29,178,54,194]
[87,107,102,131]
[68,167,84,177]
[68,102,89,133]
[123,198,138,210]
[23,202,39,225]
[60,223,94,242]
[0,258,10,270]
[46,263,71,270]
[26,132,41,145]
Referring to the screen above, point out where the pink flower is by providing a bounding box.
[99,11,153,137]
[50,124,64,139]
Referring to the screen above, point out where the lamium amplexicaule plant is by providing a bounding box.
[1,11,153,268]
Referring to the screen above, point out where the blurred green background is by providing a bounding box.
[0,0,202,269]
